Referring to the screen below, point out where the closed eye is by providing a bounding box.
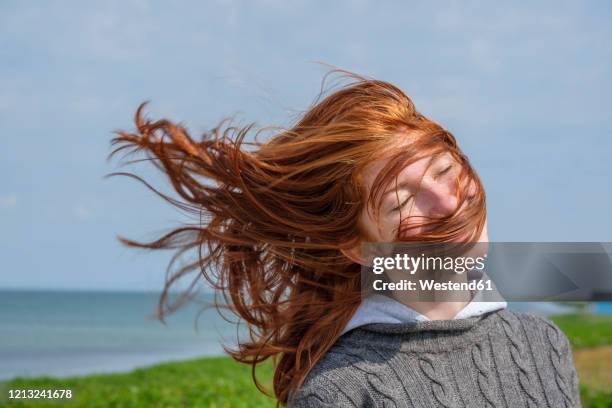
[435,164,453,179]
[391,195,413,212]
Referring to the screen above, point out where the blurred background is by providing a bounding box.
[0,1,610,406]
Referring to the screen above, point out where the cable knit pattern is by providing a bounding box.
[545,321,576,408]
[336,345,410,408]
[289,309,581,408]
[499,312,543,407]
[418,354,457,408]
[292,382,339,408]
[470,342,496,407]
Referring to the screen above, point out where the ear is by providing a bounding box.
[340,244,369,266]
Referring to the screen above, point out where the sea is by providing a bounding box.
[0,289,242,381]
[1,289,610,382]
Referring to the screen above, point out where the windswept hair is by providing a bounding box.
[107,69,486,406]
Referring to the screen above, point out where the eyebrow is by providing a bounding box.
[380,180,414,203]
[379,157,453,203]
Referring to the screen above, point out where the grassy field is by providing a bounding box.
[1,313,611,408]
[552,313,612,408]
[0,357,277,408]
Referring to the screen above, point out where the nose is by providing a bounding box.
[415,173,459,218]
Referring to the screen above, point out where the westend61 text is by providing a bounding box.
[373,279,493,292]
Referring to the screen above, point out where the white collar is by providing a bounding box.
[341,271,507,336]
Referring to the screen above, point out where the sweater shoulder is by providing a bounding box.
[287,356,360,408]
[497,309,580,404]
[288,338,379,407]
[497,308,564,333]
[288,373,354,407]
[496,308,573,350]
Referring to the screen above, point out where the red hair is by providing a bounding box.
[108,69,486,405]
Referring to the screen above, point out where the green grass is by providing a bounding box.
[550,314,612,407]
[580,385,612,408]
[550,313,612,349]
[1,313,610,407]
[0,356,276,408]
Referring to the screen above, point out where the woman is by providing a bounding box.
[109,70,580,407]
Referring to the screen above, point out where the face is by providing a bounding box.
[355,148,488,245]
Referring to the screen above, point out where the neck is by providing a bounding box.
[388,268,473,320]
[397,299,470,320]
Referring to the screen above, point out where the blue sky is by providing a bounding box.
[1,1,611,291]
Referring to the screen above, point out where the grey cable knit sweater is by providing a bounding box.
[289,309,581,407]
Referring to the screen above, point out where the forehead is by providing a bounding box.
[360,153,433,192]
[358,130,419,186]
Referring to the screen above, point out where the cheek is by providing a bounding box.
[391,211,429,239]
[376,214,402,241]
[361,208,419,242]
